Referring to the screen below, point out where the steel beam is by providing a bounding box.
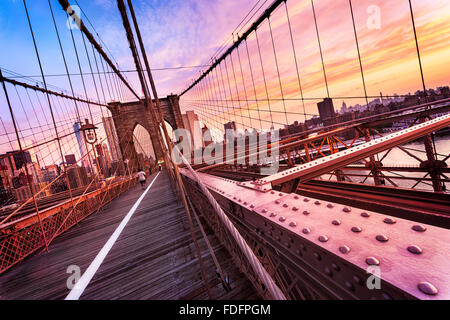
[180,169,450,300]
[57,0,140,100]
[245,114,450,191]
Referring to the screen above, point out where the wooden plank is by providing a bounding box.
[0,171,258,300]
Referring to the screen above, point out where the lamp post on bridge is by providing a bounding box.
[80,119,102,182]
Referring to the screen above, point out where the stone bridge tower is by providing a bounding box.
[108,95,184,171]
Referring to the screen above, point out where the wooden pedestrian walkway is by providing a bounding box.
[0,171,258,300]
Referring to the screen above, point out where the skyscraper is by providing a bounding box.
[102,117,122,162]
[317,98,336,125]
[74,122,88,164]
[182,111,204,150]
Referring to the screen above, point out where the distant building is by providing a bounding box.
[223,121,238,142]
[67,166,89,189]
[42,165,59,183]
[74,122,89,167]
[65,154,77,166]
[102,117,122,162]
[26,162,42,184]
[182,111,204,150]
[224,121,237,131]
[280,121,306,138]
[317,98,336,126]
[6,151,32,170]
[202,126,213,147]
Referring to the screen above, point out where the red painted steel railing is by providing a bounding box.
[0,176,137,274]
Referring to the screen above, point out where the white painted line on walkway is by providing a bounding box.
[65,172,161,300]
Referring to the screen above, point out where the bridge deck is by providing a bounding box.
[0,171,257,300]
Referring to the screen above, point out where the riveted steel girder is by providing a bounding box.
[181,168,450,300]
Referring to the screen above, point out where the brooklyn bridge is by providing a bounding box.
[0,0,449,300]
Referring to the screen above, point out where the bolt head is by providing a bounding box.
[418,281,438,295]
[412,224,427,232]
[339,245,351,254]
[365,256,380,266]
[376,234,389,242]
[407,244,423,255]
[332,219,341,226]
[383,217,396,224]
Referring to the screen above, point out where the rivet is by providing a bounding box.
[376,234,389,242]
[412,224,427,232]
[250,204,255,208]
[361,212,370,218]
[339,245,351,254]
[417,281,438,295]
[345,281,354,291]
[332,219,341,226]
[383,217,396,224]
[314,252,321,260]
[302,227,311,234]
[292,206,298,211]
[331,263,340,271]
[351,226,362,233]
[324,267,332,276]
[289,221,297,228]
[381,293,392,300]
[365,257,380,266]
[279,216,286,222]
[407,245,423,254]
[327,203,334,208]
[353,275,363,285]
[294,195,299,199]
[315,200,321,205]
[262,209,267,213]
[343,207,351,213]
[303,210,310,216]
[275,200,280,204]
[278,193,283,196]
[296,249,302,256]
[270,191,275,194]
[318,235,329,242]
[244,201,248,205]
[282,204,288,208]
[270,212,277,217]
[303,198,310,202]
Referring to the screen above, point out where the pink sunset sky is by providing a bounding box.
[0,0,449,164]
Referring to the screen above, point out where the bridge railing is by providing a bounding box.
[0,173,136,274]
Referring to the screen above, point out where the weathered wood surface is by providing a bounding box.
[0,171,258,300]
